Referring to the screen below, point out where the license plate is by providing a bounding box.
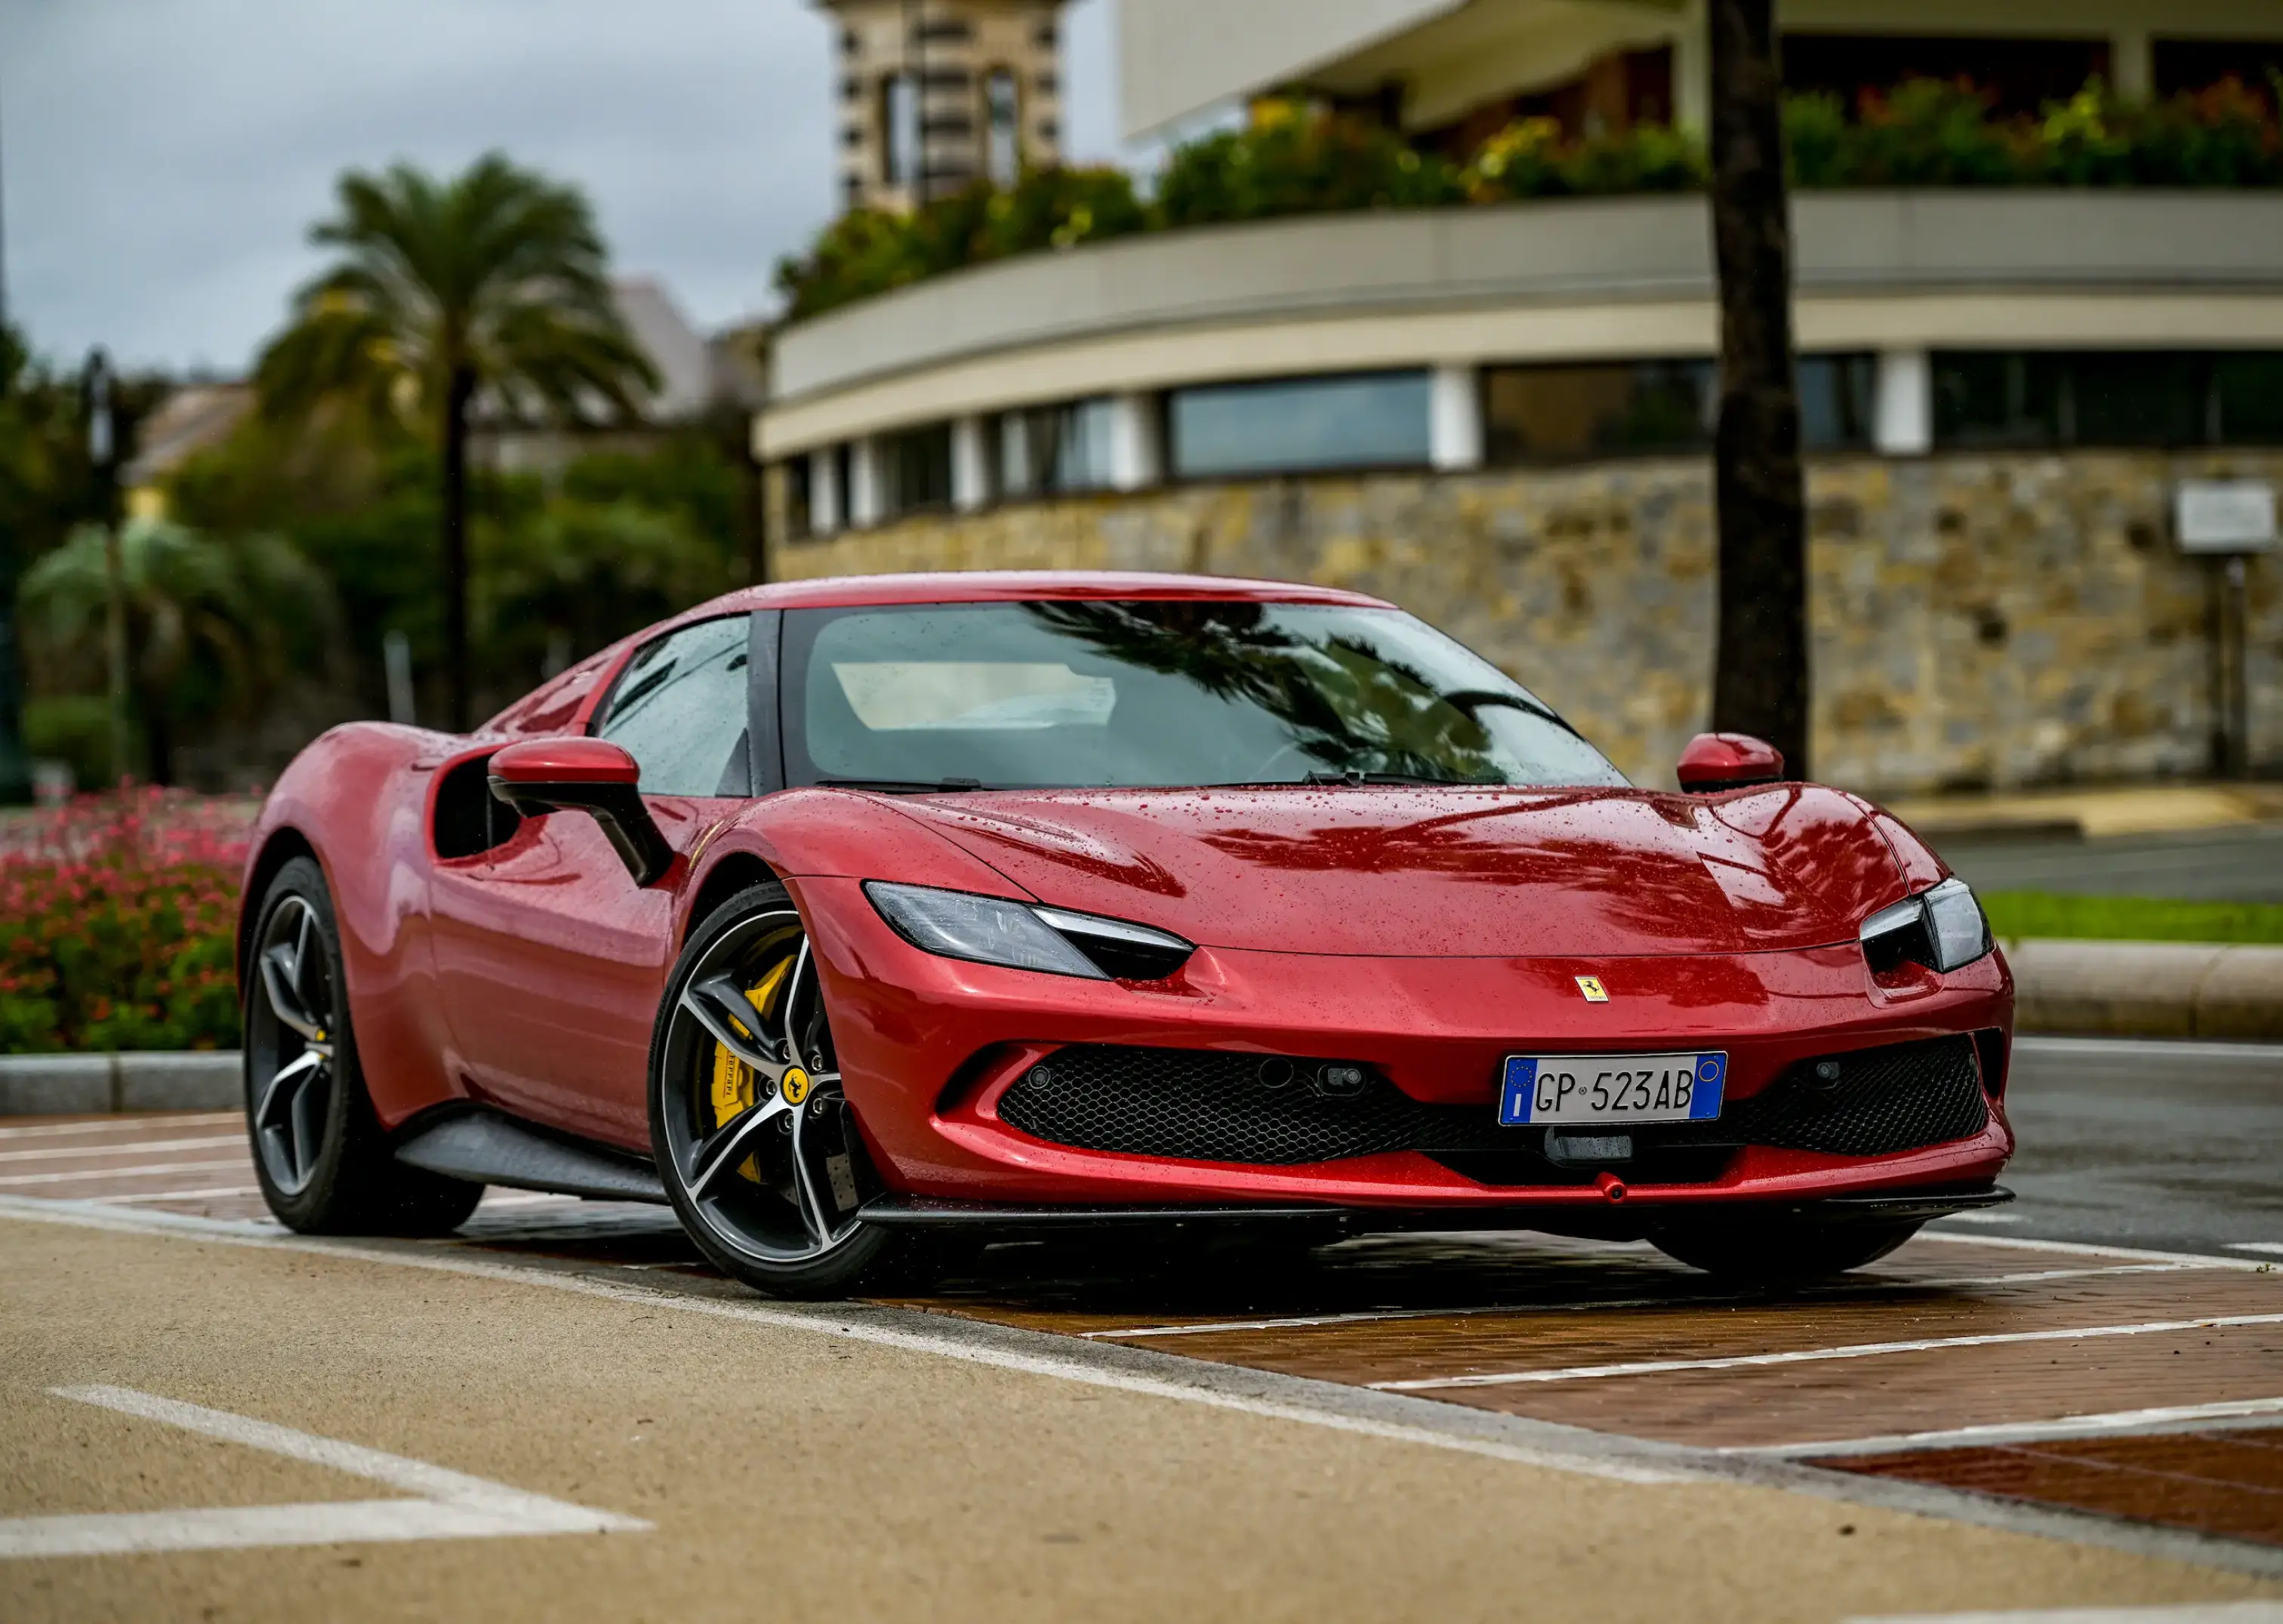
[1499,1052,1727,1126]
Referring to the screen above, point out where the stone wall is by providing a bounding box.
[766,450,2283,797]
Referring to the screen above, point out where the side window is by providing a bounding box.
[592,615,753,797]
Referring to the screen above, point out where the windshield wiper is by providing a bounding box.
[815,778,988,794]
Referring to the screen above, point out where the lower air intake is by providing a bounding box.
[994,1034,1989,1171]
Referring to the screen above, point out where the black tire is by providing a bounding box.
[1652,1215,1921,1285]
[649,882,927,1299]
[243,857,484,1236]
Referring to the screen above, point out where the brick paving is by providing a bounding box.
[8,1108,2283,1557]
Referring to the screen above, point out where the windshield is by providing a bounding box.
[781,600,1626,791]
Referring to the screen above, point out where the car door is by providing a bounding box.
[427,613,766,1150]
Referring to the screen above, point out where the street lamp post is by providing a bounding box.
[85,349,131,787]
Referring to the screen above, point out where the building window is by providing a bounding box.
[1485,361,1711,463]
[880,424,954,517]
[2154,40,2283,100]
[832,444,853,524]
[784,457,814,541]
[1169,372,1431,479]
[1798,355,1878,451]
[1933,352,2283,448]
[995,399,1117,496]
[1484,356,1874,464]
[881,72,919,188]
[1781,35,2111,119]
[984,68,1021,186]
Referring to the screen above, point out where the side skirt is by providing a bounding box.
[394,1111,667,1205]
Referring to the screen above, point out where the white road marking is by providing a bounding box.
[0,1385,649,1559]
[1847,1605,2283,1622]
[0,1114,240,1141]
[476,1191,584,1209]
[1081,1265,2196,1342]
[1934,1211,2024,1225]
[91,1186,265,1205]
[0,1197,1696,1486]
[2226,1242,2283,1257]
[0,1135,245,1164]
[1721,1395,2283,1459]
[1918,1231,2278,1272]
[1373,1313,2283,1392]
[0,1160,251,1189]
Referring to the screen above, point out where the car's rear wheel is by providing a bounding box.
[1651,1215,1921,1285]
[244,857,483,1235]
[650,883,918,1299]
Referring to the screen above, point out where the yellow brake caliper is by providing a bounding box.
[709,957,793,1184]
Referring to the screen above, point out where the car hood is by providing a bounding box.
[889,784,1910,959]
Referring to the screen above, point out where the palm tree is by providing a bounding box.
[1707,0,1810,778]
[255,155,657,731]
[20,519,337,784]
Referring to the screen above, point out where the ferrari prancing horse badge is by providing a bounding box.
[1574,975,1610,1003]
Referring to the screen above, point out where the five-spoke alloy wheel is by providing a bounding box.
[243,857,482,1234]
[652,883,909,1297]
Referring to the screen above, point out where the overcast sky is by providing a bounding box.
[0,0,1121,374]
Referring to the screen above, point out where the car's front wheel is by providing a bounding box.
[1651,1215,1921,1285]
[649,883,917,1299]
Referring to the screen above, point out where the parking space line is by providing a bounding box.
[0,1385,649,1559]
[0,1160,251,1188]
[0,1135,246,1164]
[1918,1232,2278,1272]
[1079,1265,2202,1342]
[2229,1243,2283,1258]
[0,1114,240,1142]
[91,1186,265,1204]
[1720,1398,2283,1459]
[1844,1603,2283,1622]
[1373,1314,2283,1391]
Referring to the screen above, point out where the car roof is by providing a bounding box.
[699,571,1396,615]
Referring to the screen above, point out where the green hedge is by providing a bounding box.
[776,79,2282,322]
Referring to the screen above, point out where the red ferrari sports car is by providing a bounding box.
[238,571,2013,1296]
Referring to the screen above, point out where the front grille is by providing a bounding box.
[996,1046,1502,1166]
[994,1034,1988,1173]
[1723,1034,1988,1157]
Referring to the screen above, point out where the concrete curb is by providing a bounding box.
[0,1052,241,1115]
[2007,938,2283,1041]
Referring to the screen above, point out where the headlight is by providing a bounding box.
[1859,877,1990,975]
[864,883,1195,981]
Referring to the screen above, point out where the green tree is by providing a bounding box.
[19,519,337,784]
[254,154,657,731]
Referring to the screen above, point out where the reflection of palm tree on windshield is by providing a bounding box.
[1022,601,1514,784]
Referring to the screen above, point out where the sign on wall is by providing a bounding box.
[2176,480,2278,553]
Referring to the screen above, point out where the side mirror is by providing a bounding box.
[488,738,675,886]
[1677,732,1785,794]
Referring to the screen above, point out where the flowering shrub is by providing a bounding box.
[0,789,254,1052]
[775,79,2283,322]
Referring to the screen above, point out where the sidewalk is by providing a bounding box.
[1885,781,2283,841]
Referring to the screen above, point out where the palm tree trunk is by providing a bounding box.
[1708,0,1810,778]
[442,362,476,733]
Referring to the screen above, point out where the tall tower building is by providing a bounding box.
[820,1,1066,214]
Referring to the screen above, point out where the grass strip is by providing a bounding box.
[1982,891,2283,946]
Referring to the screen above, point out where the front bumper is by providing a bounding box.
[793,876,2016,1213]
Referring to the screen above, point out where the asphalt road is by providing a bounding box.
[3,1034,2281,1621]
[1936,826,2283,902]
[1967,1036,2283,1257]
